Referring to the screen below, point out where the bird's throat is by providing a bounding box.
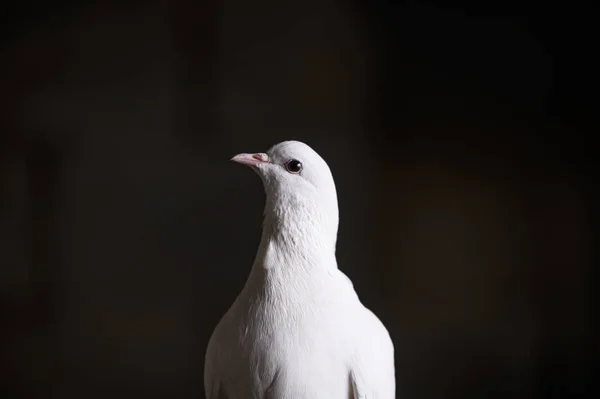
[252,209,337,273]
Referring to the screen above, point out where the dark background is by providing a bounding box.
[0,1,595,398]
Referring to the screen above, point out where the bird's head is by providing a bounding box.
[231,140,339,250]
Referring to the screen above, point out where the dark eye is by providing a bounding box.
[284,159,303,174]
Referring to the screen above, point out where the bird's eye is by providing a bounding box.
[284,159,303,174]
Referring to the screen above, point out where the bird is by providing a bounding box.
[204,140,395,399]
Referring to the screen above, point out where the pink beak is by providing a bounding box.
[231,152,269,167]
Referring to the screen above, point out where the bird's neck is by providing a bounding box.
[251,196,338,274]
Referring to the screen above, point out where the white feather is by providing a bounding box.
[205,141,395,399]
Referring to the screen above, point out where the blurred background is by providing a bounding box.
[0,0,595,398]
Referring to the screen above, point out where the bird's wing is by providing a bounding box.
[349,308,395,399]
[204,326,226,399]
[205,382,227,399]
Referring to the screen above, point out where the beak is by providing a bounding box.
[230,152,270,167]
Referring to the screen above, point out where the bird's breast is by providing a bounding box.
[217,273,361,398]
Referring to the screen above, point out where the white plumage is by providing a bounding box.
[205,141,395,399]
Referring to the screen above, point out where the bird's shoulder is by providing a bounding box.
[325,270,394,397]
[347,306,395,398]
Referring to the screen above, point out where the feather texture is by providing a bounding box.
[205,141,395,399]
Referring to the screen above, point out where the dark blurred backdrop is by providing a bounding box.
[0,1,595,398]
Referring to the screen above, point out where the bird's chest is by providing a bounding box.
[225,292,353,397]
[244,294,347,358]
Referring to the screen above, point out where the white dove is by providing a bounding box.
[204,141,395,399]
